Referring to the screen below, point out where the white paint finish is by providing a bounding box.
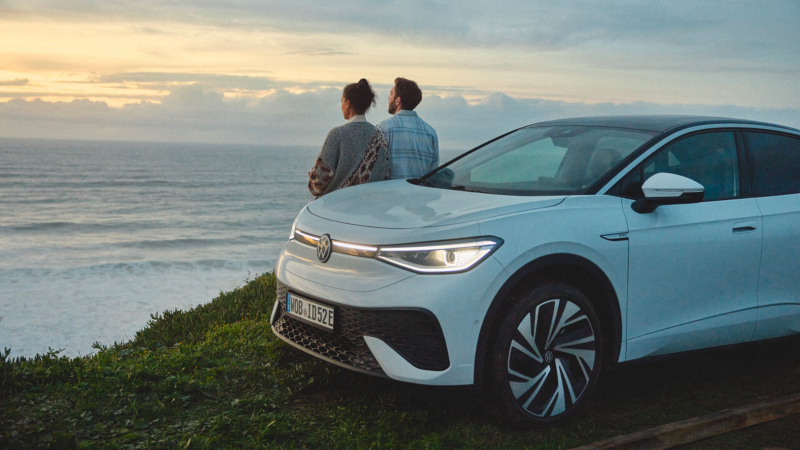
[753,305,800,341]
[275,255,510,385]
[307,179,565,229]
[279,240,412,293]
[641,172,704,198]
[292,204,487,246]
[753,193,800,340]
[364,336,474,385]
[480,195,630,362]
[625,309,757,360]
[623,197,762,358]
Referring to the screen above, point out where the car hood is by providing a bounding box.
[307,180,566,229]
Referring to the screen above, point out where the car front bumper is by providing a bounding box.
[271,239,508,386]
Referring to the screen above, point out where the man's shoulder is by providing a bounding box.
[416,115,437,135]
[406,114,437,140]
[376,116,399,130]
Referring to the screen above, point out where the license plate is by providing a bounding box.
[285,293,335,331]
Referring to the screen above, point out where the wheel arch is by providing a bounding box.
[473,253,622,389]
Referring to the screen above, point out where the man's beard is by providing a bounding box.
[388,101,397,115]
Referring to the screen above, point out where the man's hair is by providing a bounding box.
[394,77,422,111]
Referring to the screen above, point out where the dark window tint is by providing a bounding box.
[641,132,739,201]
[743,132,800,196]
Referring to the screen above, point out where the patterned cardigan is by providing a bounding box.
[308,121,390,198]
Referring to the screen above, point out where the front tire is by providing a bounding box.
[482,280,603,427]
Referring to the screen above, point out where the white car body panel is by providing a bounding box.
[274,242,509,385]
[364,336,474,384]
[287,205,489,246]
[307,179,565,229]
[641,173,704,198]
[623,198,762,359]
[279,239,413,293]
[625,309,759,361]
[753,193,800,341]
[479,195,630,362]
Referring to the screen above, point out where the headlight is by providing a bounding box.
[376,237,502,273]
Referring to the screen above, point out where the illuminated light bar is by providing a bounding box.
[378,240,498,252]
[376,248,493,273]
[294,229,320,242]
[332,241,378,252]
[293,229,377,258]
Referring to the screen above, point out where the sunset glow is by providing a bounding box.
[1,1,798,145]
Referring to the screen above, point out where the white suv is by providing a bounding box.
[271,115,800,426]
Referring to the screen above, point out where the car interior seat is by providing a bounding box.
[585,148,623,185]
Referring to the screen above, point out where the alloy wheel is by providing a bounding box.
[506,298,597,418]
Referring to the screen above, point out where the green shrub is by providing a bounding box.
[128,272,277,350]
[1,273,276,397]
[3,271,800,449]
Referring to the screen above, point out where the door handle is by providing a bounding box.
[732,220,758,234]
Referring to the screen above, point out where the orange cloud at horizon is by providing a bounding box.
[2,5,798,112]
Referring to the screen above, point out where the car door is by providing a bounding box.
[621,131,763,361]
[743,130,800,341]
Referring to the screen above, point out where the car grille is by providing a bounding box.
[272,281,450,375]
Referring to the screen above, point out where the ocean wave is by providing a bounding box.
[3,197,67,205]
[7,221,77,231]
[0,140,314,358]
[0,179,269,189]
[0,259,275,278]
[5,221,164,233]
[113,235,265,249]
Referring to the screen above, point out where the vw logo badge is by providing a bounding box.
[317,234,332,263]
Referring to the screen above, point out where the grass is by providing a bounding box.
[1,272,799,449]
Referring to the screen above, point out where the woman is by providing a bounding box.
[308,79,390,197]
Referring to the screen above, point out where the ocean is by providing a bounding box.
[0,138,462,358]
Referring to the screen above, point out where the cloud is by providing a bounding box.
[0,90,160,100]
[426,93,800,148]
[2,1,797,112]
[2,55,100,72]
[1,86,798,149]
[78,72,336,93]
[0,87,343,145]
[3,1,798,74]
[286,48,357,57]
[0,78,29,86]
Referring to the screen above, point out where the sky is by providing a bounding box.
[1,0,799,149]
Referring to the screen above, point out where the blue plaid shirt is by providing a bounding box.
[376,110,439,180]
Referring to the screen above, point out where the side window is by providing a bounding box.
[743,131,800,196]
[640,132,739,201]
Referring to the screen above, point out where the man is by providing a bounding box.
[376,77,439,180]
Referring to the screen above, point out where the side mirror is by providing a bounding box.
[631,173,704,214]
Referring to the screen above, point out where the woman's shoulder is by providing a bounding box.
[331,121,376,135]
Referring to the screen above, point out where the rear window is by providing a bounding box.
[743,131,800,196]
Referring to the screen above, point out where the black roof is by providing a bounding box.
[529,115,799,134]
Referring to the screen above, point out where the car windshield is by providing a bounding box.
[422,125,657,196]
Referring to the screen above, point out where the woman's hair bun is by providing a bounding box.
[343,79,376,114]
